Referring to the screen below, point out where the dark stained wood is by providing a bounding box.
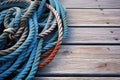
[34,77,120,80]
[59,0,120,8]
[37,45,120,74]
[67,9,120,26]
[64,28,120,44]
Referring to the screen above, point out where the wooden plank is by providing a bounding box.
[59,0,120,8]
[67,9,120,26]
[59,0,98,8]
[97,0,120,9]
[63,28,120,44]
[34,77,120,80]
[38,45,120,74]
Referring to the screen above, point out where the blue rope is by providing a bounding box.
[0,0,68,80]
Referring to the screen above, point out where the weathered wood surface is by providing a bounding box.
[34,0,120,79]
[67,9,120,26]
[59,0,120,8]
[64,28,120,44]
[34,77,120,80]
[37,46,120,74]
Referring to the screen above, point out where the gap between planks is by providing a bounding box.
[34,77,120,80]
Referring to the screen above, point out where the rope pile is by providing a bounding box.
[0,0,67,79]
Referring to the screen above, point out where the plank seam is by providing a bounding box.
[36,73,120,77]
[67,8,120,9]
[68,26,120,28]
[62,43,120,46]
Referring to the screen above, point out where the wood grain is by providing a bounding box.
[34,77,120,80]
[35,0,120,79]
[38,45,120,74]
[59,0,120,8]
[67,9,120,26]
[64,28,120,44]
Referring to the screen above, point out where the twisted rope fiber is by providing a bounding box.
[0,0,68,80]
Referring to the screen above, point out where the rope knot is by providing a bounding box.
[3,28,16,40]
[3,28,16,35]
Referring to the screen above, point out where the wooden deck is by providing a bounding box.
[34,0,120,80]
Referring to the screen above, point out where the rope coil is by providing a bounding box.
[0,0,68,80]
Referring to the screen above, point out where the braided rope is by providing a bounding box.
[0,0,68,79]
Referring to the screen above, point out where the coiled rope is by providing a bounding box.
[0,0,68,80]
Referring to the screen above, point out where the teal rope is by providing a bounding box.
[0,0,68,80]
